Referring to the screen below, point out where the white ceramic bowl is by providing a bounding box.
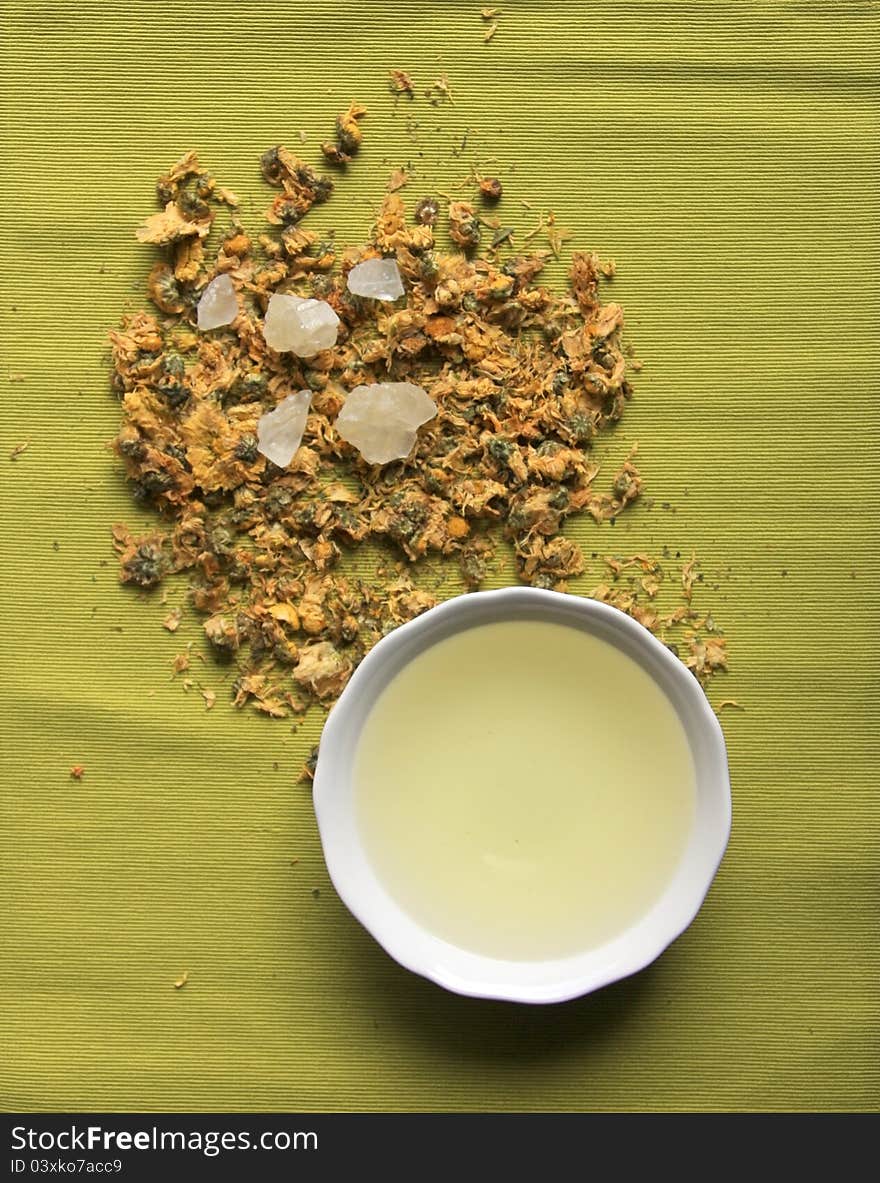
[313,588,731,1004]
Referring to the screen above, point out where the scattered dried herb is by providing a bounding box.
[109,144,729,728]
[479,176,503,201]
[388,69,415,97]
[387,167,409,193]
[162,607,182,632]
[424,76,455,106]
[321,102,367,166]
[447,199,481,249]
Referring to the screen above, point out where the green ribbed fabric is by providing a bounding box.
[1,0,877,1112]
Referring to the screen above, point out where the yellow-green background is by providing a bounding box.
[1,0,877,1112]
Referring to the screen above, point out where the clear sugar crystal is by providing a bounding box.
[335,382,436,465]
[256,390,312,467]
[346,258,405,302]
[196,274,238,331]
[263,293,340,357]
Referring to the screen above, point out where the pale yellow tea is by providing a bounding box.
[354,619,696,961]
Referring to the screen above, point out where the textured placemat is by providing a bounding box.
[1,0,878,1111]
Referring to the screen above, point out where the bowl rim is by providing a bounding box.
[312,587,731,1004]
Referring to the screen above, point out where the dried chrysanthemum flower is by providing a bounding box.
[112,526,169,589]
[322,102,367,165]
[479,176,503,201]
[447,200,481,249]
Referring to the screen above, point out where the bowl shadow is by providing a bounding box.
[335,909,663,1065]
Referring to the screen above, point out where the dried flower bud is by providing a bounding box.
[414,197,439,227]
[120,541,167,589]
[448,201,480,249]
[336,102,367,156]
[479,176,503,201]
[321,142,352,166]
